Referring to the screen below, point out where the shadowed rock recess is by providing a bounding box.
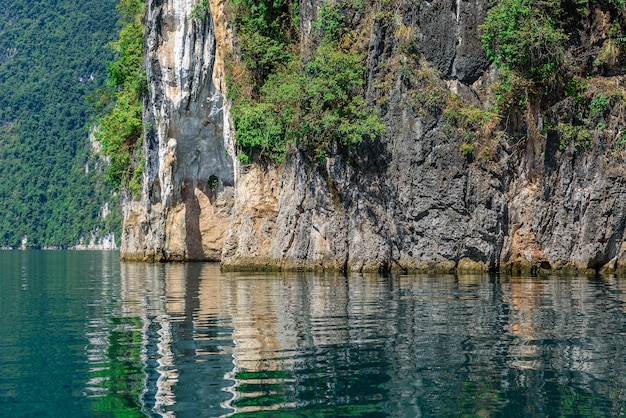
[121,0,626,274]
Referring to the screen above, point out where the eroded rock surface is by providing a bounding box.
[122,0,236,261]
[122,0,626,274]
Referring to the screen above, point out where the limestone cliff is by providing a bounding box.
[122,0,236,261]
[122,0,626,274]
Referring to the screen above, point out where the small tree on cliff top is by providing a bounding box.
[481,0,568,95]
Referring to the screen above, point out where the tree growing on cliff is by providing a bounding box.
[95,0,146,195]
[481,0,568,101]
[229,0,384,163]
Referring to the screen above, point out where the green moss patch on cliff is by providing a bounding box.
[551,76,625,152]
[481,0,568,92]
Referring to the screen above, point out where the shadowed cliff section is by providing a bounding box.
[122,0,626,275]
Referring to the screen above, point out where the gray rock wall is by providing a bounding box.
[122,0,626,274]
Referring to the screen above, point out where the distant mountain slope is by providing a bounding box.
[0,0,121,248]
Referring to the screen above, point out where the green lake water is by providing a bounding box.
[2,250,626,417]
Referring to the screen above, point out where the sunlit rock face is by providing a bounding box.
[122,0,626,273]
[122,0,236,261]
[221,0,504,272]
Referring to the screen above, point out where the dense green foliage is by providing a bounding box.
[232,0,299,89]
[95,0,146,195]
[0,0,121,247]
[229,0,384,163]
[481,0,567,93]
[191,0,210,19]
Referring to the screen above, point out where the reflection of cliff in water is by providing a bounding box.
[99,264,626,416]
[119,263,237,417]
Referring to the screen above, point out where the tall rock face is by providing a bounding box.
[221,0,505,272]
[122,0,236,261]
[123,0,626,274]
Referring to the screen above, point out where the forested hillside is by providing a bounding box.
[0,0,121,247]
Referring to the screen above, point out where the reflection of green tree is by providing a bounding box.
[91,317,145,417]
[232,404,385,417]
[457,380,504,417]
[551,384,596,418]
[230,343,390,417]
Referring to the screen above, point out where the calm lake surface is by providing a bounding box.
[2,251,626,417]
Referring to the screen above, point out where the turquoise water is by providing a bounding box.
[2,251,626,416]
